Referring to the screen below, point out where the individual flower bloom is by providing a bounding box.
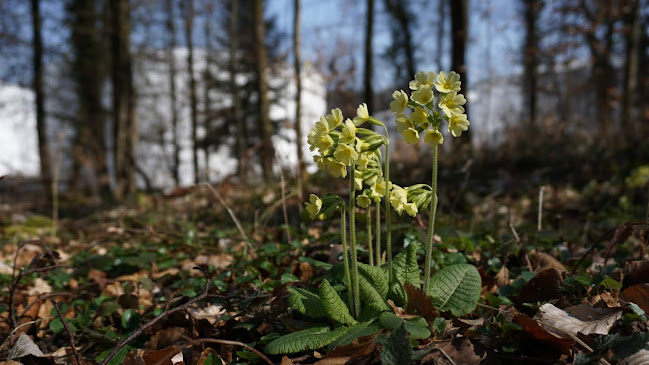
[409,71,436,90]
[373,178,387,197]
[353,103,370,125]
[313,154,327,170]
[357,153,370,170]
[434,71,461,93]
[411,84,434,105]
[357,194,371,208]
[448,113,470,137]
[326,158,347,178]
[334,143,359,166]
[405,202,418,217]
[410,106,429,126]
[395,114,414,134]
[390,185,408,214]
[423,129,444,146]
[402,127,420,144]
[340,119,357,144]
[326,108,344,129]
[438,92,466,116]
[305,194,323,220]
[390,90,409,114]
[307,117,328,150]
[355,138,369,153]
[354,169,363,190]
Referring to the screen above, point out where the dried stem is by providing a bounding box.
[52,300,82,365]
[185,337,273,365]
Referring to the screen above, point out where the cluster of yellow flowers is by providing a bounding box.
[391,71,470,146]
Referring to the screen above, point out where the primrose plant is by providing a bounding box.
[265,71,481,356]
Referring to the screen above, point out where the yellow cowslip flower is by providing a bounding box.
[354,170,363,190]
[390,90,409,114]
[357,153,370,170]
[326,157,347,178]
[409,71,436,90]
[405,202,418,217]
[373,178,387,197]
[305,194,322,219]
[402,127,420,144]
[353,103,370,125]
[313,154,327,170]
[326,108,344,129]
[340,119,356,144]
[411,85,434,105]
[411,106,429,126]
[448,113,470,137]
[307,116,334,152]
[434,71,461,93]
[438,92,466,116]
[357,194,371,208]
[334,143,358,166]
[423,129,444,146]
[395,114,413,134]
[390,185,408,214]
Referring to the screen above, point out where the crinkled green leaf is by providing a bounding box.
[429,264,482,317]
[287,286,326,318]
[327,321,383,351]
[319,279,357,325]
[378,312,431,339]
[358,263,390,311]
[393,244,421,289]
[379,322,412,365]
[265,326,347,355]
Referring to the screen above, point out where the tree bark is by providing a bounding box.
[450,0,471,151]
[253,0,274,182]
[523,0,540,126]
[112,0,137,200]
[31,0,51,201]
[230,0,247,184]
[363,0,374,114]
[384,0,416,83]
[294,0,304,197]
[166,0,180,187]
[623,0,641,137]
[436,0,445,70]
[183,0,200,184]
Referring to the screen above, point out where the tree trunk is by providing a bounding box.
[31,0,51,201]
[166,0,180,187]
[230,0,247,184]
[112,0,137,200]
[623,0,641,137]
[253,0,274,182]
[384,0,416,83]
[363,0,374,114]
[183,0,200,184]
[523,0,540,126]
[450,0,471,151]
[294,0,304,198]
[436,0,445,70]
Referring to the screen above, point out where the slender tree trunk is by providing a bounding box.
[623,0,641,137]
[253,0,274,182]
[166,0,180,187]
[31,0,51,201]
[363,0,374,114]
[384,0,416,83]
[450,0,470,151]
[436,0,445,70]
[183,0,200,184]
[294,0,304,198]
[112,0,137,200]
[230,0,247,184]
[523,0,540,126]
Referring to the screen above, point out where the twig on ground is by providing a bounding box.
[20,292,76,318]
[99,268,210,365]
[52,300,82,365]
[201,182,250,244]
[538,186,544,231]
[184,337,273,365]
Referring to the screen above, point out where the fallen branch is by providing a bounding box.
[99,267,210,365]
[52,300,82,365]
[185,337,273,365]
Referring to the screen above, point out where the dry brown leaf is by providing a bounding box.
[513,314,574,355]
[564,303,622,321]
[280,356,295,365]
[620,284,649,313]
[142,346,184,365]
[28,278,52,296]
[422,337,486,365]
[404,282,439,321]
[298,262,313,282]
[518,268,566,305]
[528,250,566,272]
[0,361,23,365]
[7,334,45,359]
[145,327,186,350]
[321,332,381,363]
[494,265,510,287]
[151,268,179,280]
[190,304,226,325]
[534,303,622,337]
[620,348,649,365]
[88,269,109,290]
[614,260,649,287]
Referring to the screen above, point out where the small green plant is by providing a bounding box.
[266,71,480,356]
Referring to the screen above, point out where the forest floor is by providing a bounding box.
[1,158,649,365]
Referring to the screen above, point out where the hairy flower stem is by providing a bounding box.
[340,207,354,312]
[375,201,381,265]
[367,207,373,266]
[350,161,361,318]
[423,144,439,294]
[383,127,393,282]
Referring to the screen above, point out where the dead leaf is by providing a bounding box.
[528,250,566,272]
[28,278,52,296]
[7,334,45,359]
[494,265,510,287]
[513,314,574,355]
[534,303,622,337]
[620,284,649,313]
[620,348,649,365]
[88,269,109,291]
[280,356,294,365]
[0,261,13,275]
[388,300,418,319]
[320,332,381,364]
[613,260,649,287]
[151,268,179,280]
[422,337,486,365]
[0,361,23,365]
[142,346,184,365]
[145,327,186,350]
[298,262,313,282]
[190,304,226,325]
[404,282,439,321]
[518,268,566,305]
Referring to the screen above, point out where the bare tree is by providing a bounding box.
[166,0,180,186]
[229,0,247,184]
[30,0,51,200]
[182,0,200,184]
[294,0,304,197]
[363,0,374,113]
[522,0,542,126]
[450,0,470,150]
[622,0,641,137]
[384,0,416,85]
[253,0,274,182]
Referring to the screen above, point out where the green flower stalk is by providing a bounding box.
[367,206,373,266]
[375,201,381,265]
[349,161,361,318]
[340,207,353,312]
[423,144,438,294]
